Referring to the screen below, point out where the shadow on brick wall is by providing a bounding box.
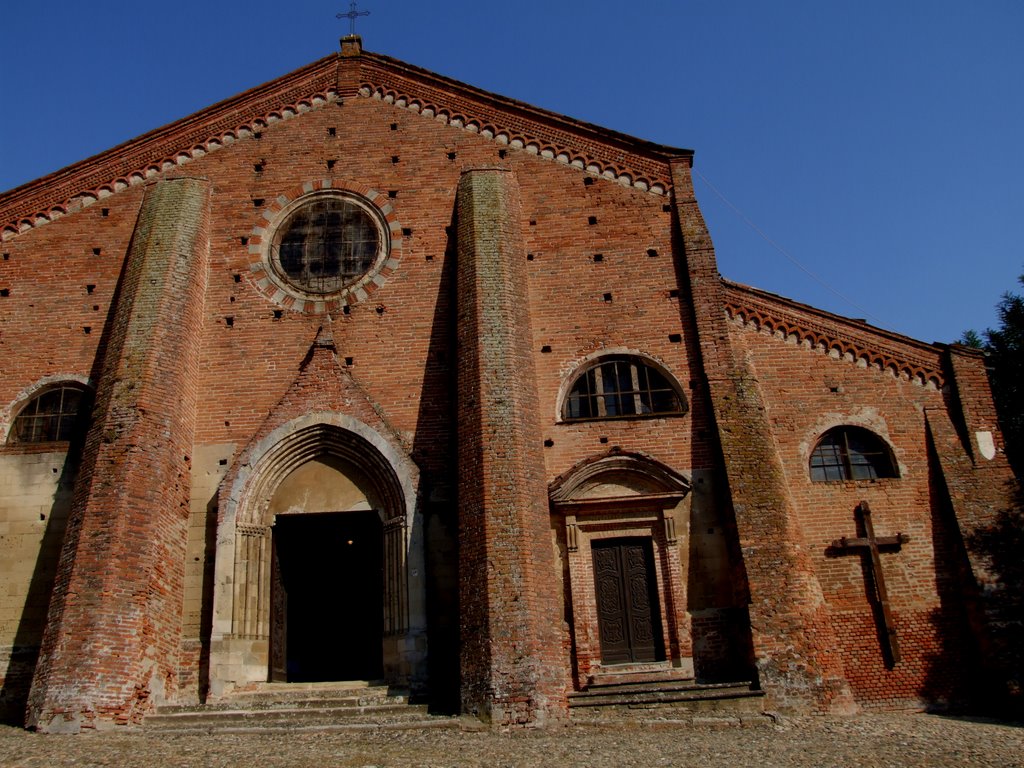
[409,209,460,714]
[917,462,985,711]
[0,446,79,726]
[920,443,1023,716]
[961,479,1023,715]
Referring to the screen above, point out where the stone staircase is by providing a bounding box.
[145,681,458,733]
[569,666,765,722]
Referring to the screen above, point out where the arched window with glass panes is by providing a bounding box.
[562,356,686,421]
[808,426,898,482]
[7,384,90,445]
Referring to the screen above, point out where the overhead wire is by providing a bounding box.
[692,168,882,327]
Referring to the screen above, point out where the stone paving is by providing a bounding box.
[0,712,1022,767]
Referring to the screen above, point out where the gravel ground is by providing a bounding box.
[0,713,1021,768]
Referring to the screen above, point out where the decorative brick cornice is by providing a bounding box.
[355,55,679,196]
[723,281,945,389]
[2,48,692,241]
[0,56,341,241]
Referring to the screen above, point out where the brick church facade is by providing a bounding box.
[0,38,1019,731]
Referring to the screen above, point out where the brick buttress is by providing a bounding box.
[26,178,211,732]
[455,168,569,725]
[670,158,856,714]
[926,346,1023,713]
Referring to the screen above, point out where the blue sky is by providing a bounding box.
[2,0,1021,343]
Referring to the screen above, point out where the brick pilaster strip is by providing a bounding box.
[455,168,567,725]
[26,178,211,732]
[670,158,856,713]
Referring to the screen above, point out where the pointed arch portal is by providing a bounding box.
[208,413,425,698]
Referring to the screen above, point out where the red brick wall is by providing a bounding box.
[728,314,983,708]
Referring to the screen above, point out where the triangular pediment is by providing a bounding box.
[0,42,691,242]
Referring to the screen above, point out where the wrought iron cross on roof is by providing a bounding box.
[337,2,370,36]
[828,501,910,668]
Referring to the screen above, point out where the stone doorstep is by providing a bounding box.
[144,681,442,732]
[584,662,695,689]
[204,681,403,708]
[145,716,464,736]
[155,694,406,714]
[569,681,764,711]
[232,680,389,697]
[576,679,758,697]
[570,713,774,729]
[145,702,430,729]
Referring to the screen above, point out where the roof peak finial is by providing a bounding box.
[337,2,370,37]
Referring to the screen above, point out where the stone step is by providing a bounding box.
[145,703,435,732]
[569,681,764,712]
[156,684,404,714]
[577,679,754,697]
[586,669,695,688]
[221,680,393,702]
[144,681,447,733]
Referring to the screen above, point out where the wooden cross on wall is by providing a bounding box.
[828,501,909,667]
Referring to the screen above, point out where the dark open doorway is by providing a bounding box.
[270,510,383,682]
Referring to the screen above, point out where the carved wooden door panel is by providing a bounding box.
[592,538,662,665]
[269,533,287,682]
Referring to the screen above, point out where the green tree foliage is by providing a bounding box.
[963,273,1024,476]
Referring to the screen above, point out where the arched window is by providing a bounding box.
[563,356,686,421]
[8,384,90,444]
[809,426,898,482]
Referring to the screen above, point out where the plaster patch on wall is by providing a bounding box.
[976,431,996,460]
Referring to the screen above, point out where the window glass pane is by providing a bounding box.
[810,436,847,480]
[61,388,83,414]
[34,389,64,415]
[37,415,60,442]
[13,416,38,443]
[566,393,591,420]
[611,362,633,396]
[602,391,623,417]
[849,457,879,481]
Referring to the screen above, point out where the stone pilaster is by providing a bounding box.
[26,178,211,732]
[670,158,855,714]
[455,168,568,725]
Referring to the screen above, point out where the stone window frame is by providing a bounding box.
[808,425,900,482]
[559,353,688,423]
[246,179,404,315]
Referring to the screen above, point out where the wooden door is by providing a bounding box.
[269,534,287,682]
[592,538,663,665]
